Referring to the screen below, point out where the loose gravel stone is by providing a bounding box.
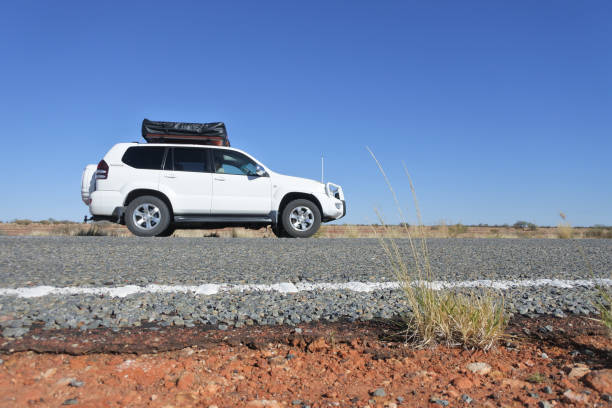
[2,327,29,338]
[371,388,386,397]
[430,397,449,406]
[69,379,84,387]
[467,362,491,375]
[461,394,473,404]
[62,398,78,405]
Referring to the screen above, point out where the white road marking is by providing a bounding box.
[0,279,610,298]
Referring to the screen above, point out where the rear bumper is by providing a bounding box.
[89,191,124,217]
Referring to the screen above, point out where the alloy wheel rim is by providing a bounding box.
[133,203,161,230]
[289,206,314,231]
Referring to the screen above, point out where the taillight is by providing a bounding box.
[96,160,109,180]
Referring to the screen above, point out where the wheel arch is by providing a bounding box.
[124,189,174,221]
[277,192,322,223]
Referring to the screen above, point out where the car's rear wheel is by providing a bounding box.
[281,199,321,238]
[125,196,171,237]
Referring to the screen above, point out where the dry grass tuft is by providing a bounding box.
[561,212,611,335]
[367,147,507,350]
[597,288,612,335]
[556,222,574,239]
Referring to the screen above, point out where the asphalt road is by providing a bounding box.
[0,237,610,287]
[0,237,610,337]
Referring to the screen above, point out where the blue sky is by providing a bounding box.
[0,1,610,226]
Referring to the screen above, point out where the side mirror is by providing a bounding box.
[255,165,268,177]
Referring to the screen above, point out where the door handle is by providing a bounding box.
[164,175,176,179]
[214,176,225,181]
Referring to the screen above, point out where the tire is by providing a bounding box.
[281,199,321,238]
[272,224,290,238]
[157,225,176,237]
[125,195,171,237]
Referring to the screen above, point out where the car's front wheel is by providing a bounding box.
[281,199,321,238]
[125,195,172,237]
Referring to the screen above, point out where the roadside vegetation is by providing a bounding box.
[559,212,612,335]
[556,221,574,239]
[1,221,610,239]
[598,288,612,335]
[72,224,113,236]
[367,148,507,349]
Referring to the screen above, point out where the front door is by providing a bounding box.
[161,147,213,214]
[211,149,271,215]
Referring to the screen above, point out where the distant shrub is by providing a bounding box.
[586,226,612,239]
[204,232,220,238]
[513,221,537,231]
[14,219,32,225]
[38,220,51,225]
[57,220,78,224]
[73,225,109,236]
[448,223,468,237]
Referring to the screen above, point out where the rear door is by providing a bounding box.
[211,149,271,215]
[161,147,213,214]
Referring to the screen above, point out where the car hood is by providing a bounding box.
[269,171,326,194]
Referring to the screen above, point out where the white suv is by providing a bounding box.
[81,143,345,237]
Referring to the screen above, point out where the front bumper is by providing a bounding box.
[316,194,346,221]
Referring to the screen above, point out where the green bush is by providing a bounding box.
[14,219,32,225]
[448,223,468,237]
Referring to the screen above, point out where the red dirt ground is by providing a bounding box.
[0,317,610,407]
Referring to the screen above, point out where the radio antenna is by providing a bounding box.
[321,154,324,183]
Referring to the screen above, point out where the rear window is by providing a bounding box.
[170,147,209,173]
[121,146,166,170]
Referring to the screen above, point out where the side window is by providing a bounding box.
[212,150,258,176]
[171,147,208,173]
[121,146,166,170]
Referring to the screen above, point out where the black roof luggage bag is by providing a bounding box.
[142,119,230,146]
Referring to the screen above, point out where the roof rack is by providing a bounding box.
[142,119,230,146]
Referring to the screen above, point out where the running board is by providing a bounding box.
[173,215,273,224]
